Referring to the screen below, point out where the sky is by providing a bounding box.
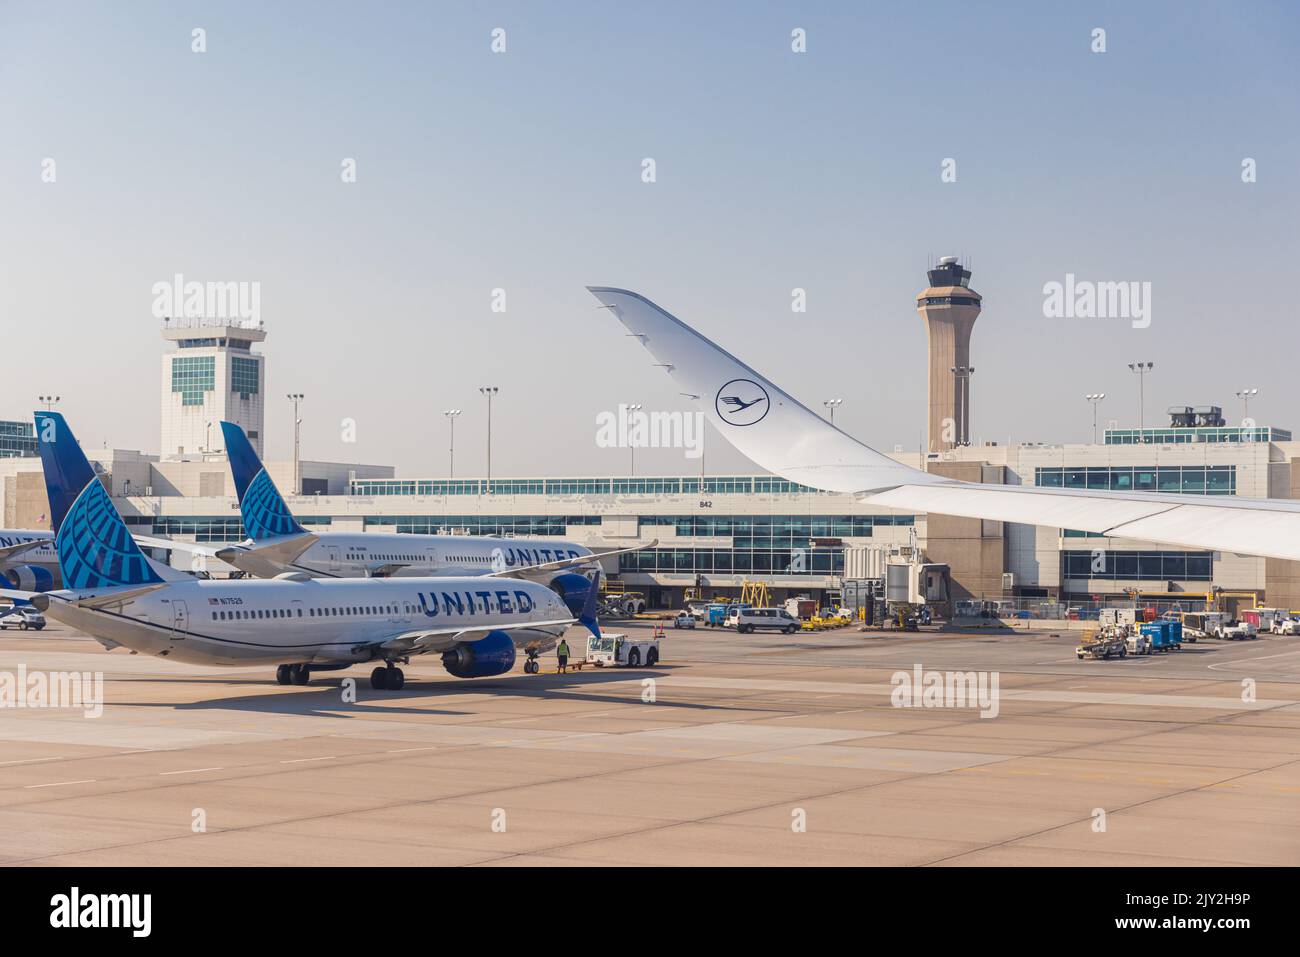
[2,1,1298,477]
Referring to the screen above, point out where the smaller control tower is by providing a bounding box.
[916,257,982,451]
[160,317,266,458]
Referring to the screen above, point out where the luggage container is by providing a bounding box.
[1142,620,1183,652]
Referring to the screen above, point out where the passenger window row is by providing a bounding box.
[212,603,410,622]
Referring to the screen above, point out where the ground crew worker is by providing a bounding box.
[556,638,570,673]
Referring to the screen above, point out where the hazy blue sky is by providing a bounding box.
[2,1,1297,476]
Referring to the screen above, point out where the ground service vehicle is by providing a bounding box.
[1099,608,1139,628]
[585,632,660,667]
[1126,631,1151,656]
[784,598,816,620]
[0,605,45,630]
[1141,620,1183,652]
[725,605,750,628]
[673,612,696,629]
[735,607,800,634]
[1180,611,1229,641]
[705,603,729,626]
[1077,633,1128,659]
[1218,620,1258,640]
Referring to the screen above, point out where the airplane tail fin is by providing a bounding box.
[220,421,305,540]
[579,569,601,639]
[34,412,164,590]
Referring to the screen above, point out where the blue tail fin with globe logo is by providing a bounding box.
[34,411,164,590]
[220,421,306,541]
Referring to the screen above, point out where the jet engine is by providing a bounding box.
[549,571,593,617]
[2,565,56,592]
[440,630,517,678]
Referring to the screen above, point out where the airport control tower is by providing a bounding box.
[916,256,982,451]
[160,317,266,458]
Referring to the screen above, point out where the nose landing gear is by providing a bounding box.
[523,649,542,674]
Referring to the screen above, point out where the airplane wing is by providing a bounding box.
[377,619,577,656]
[588,286,1300,563]
[132,535,224,558]
[0,539,50,562]
[485,539,658,578]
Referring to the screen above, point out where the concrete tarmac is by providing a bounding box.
[2,621,1298,866]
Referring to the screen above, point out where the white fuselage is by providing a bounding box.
[0,529,60,585]
[236,532,593,580]
[45,575,573,668]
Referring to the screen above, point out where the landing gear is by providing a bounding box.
[277,663,310,685]
[523,649,541,674]
[370,664,405,690]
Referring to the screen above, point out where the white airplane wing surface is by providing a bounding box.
[0,539,50,562]
[587,286,1300,563]
[376,619,578,656]
[485,539,659,578]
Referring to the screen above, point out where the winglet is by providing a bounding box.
[579,569,601,639]
[586,287,941,494]
[220,421,306,540]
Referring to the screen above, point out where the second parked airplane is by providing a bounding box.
[141,422,651,611]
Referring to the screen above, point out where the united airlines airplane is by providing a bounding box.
[3,412,601,689]
[589,286,1300,561]
[0,529,58,592]
[140,421,651,613]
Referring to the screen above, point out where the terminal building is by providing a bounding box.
[5,264,1299,612]
[0,420,37,459]
[4,420,1300,611]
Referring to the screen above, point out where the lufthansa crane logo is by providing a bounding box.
[715,379,770,427]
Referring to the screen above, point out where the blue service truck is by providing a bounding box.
[1141,619,1183,653]
[704,603,731,627]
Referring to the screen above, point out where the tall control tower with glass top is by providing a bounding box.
[916,256,982,452]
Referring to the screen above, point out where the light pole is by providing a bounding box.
[627,403,643,475]
[1127,362,1153,441]
[38,395,60,411]
[1085,393,1106,444]
[443,409,462,477]
[286,393,304,495]
[950,367,975,445]
[1235,388,1259,423]
[823,398,844,424]
[479,386,498,493]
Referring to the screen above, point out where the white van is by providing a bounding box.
[735,607,800,634]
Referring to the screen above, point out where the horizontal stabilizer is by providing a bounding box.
[216,533,318,568]
[74,583,170,608]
